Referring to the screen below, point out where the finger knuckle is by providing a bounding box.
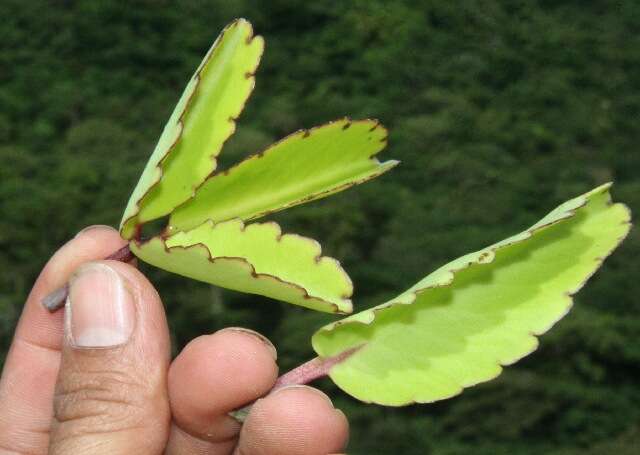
[53,369,149,434]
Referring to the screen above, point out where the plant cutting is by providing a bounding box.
[42,19,632,417]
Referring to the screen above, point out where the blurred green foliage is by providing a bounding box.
[1,1,638,453]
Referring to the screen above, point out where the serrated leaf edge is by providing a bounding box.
[120,19,264,238]
[313,183,632,405]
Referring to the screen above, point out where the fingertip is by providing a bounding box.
[168,328,279,442]
[271,384,334,407]
[73,224,119,239]
[217,327,278,361]
[43,225,127,291]
[18,226,129,351]
[239,385,349,455]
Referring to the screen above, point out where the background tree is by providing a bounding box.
[1,1,638,453]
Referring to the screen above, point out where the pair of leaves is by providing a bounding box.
[121,20,396,314]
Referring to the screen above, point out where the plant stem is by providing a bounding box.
[104,244,135,263]
[272,346,362,390]
[41,244,134,312]
[229,345,362,422]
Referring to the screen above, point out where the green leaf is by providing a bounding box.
[120,19,264,239]
[167,119,398,232]
[130,219,353,313]
[311,184,631,405]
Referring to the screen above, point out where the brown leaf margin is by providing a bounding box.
[167,117,399,230]
[130,218,354,314]
[312,183,632,405]
[120,19,264,239]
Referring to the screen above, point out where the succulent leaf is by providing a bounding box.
[311,184,631,405]
[120,19,264,239]
[130,219,353,313]
[168,118,397,232]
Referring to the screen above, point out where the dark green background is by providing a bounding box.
[1,1,639,453]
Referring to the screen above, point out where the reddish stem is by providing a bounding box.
[229,346,363,422]
[105,244,135,263]
[272,345,362,391]
[41,244,134,312]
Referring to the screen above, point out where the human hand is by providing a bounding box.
[0,225,349,454]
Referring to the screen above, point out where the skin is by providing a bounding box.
[0,225,349,454]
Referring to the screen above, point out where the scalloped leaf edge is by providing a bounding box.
[217,118,392,180]
[120,19,264,239]
[131,218,354,314]
[168,117,398,230]
[312,182,632,405]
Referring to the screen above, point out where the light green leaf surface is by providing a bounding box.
[168,119,398,232]
[130,219,353,313]
[312,184,631,405]
[120,19,264,239]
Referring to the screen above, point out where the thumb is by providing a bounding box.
[49,261,171,454]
